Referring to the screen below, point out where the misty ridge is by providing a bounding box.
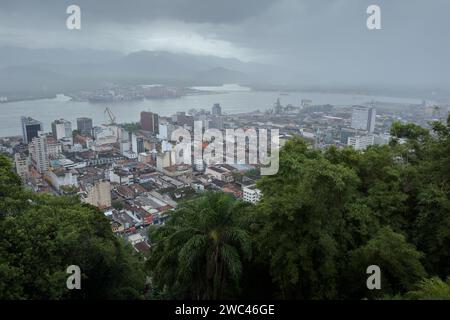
[1,46,448,102]
[0,47,279,96]
[2,1,450,102]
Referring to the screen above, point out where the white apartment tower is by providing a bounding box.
[51,119,72,140]
[351,106,376,133]
[29,133,49,173]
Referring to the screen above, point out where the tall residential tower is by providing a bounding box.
[351,106,376,133]
[21,116,43,144]
[140,111,159,134]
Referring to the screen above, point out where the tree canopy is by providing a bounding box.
[148,116,450,300]
[147,192,251,299]
[0,155,147,299]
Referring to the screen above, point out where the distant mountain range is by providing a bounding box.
[1,47,447,102]
[0,47,278,97]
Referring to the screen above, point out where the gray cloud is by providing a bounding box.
[0,0,276,24]
[0,0,449,89]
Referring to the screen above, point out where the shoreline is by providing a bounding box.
[0,89,431,105]
[0,94,57,104]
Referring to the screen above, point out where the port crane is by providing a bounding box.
[104,107,116,125]
[103,107,121,142]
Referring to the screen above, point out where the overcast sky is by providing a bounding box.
[1,0,449,88]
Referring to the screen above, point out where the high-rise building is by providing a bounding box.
[347,134,375,151]
[29,133,49,173]
[367,107,377,133]
[340,128,355,144]
[51,119,72,140]
[14,152,29,182]
[136,138,145,154]
[140,111,159,134]
[156,151,172,171]
[76,117,93,136]
[120,140,130,155]
[131,133,145,154]
[80,180,111,209]
[21,116,43,144]
[351,106,376,133]
[46,136,62,157]
[158,123,175,140]
[212,103,222,116]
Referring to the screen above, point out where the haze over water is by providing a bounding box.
[0,86,424,137]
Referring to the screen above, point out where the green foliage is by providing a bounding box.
[414,184,450,277]
[390,121,430,140]
[72,129,81,137]
[112,200,124,210]
[346,227,426,299]
[121,122,141,133]
[0,155,22,197]
[0,155,147,299]
[59,185,78,195]
[251,131,450,299]
[147,192,251,299]
[405,277,450,300]
[253,139,360,299]
[244,168,260,179]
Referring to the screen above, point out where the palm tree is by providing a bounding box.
[147,192,251,299]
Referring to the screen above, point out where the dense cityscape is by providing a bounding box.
[1,96,448,254]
